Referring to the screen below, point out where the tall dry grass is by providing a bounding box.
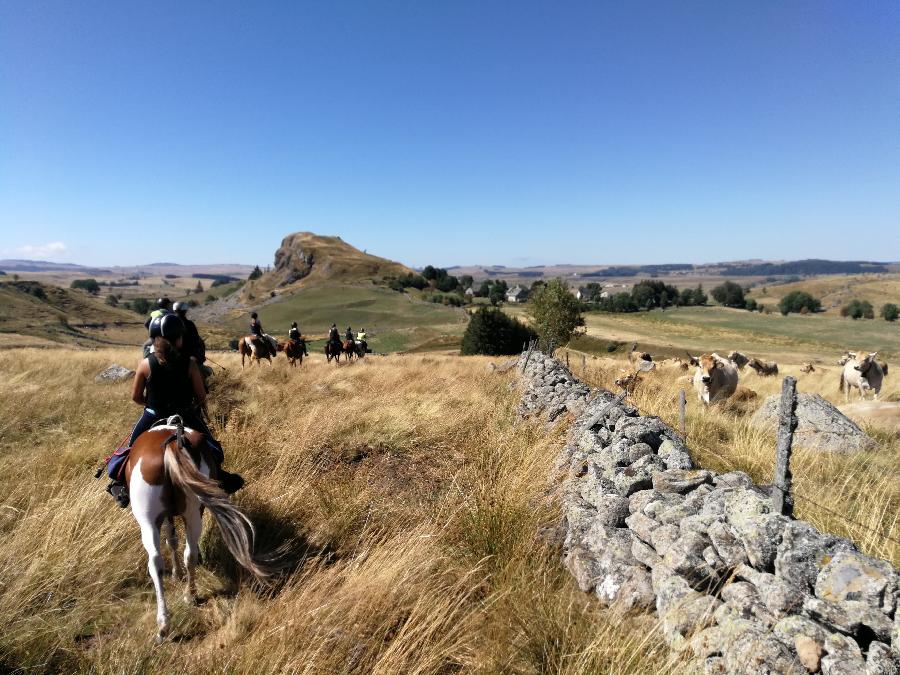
[572,352,900,567]
[0,348,673,673]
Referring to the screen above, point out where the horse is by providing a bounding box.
[239,336,276,367]
[325,339,342,364]
[124,418,270,642]
[280,339,306,367]
[343,339,360,362]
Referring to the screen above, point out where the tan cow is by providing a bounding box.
[691,353,739,405]
[840,352,885,402]
[800,363,815,374]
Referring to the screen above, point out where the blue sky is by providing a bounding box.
[1,1,898,268]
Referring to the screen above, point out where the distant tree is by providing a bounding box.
[248,266,263,281]
[711,281,746,308]
[105,294,119,307]
[579,282,603,303]
[130,297,151,315]
[630,280,679,310]
[422,265,438,281]
[528,278,584,348]
[596,292,639,313]
[692,284,708,306]
[70,278,101,294]
[745,298,758,312]
[488,286,505,306]
[460,307,536,356]
[841,299,874,320]
[436,274,459,293]
[459,274,474,289]
[779,291,821,315]
[881,303,899,322]
[194,281,204,294]
[205,294,217,304]
[476,280,491,297]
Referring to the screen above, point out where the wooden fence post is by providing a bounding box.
[772,376,798,517]
[679,389,686,438]
[581,353,586,376]
[565,350,570,369]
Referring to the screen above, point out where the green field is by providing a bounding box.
[214,283,468,353]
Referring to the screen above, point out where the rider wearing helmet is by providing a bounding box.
[328,323,339,343]
[344,326,354,343]
[288,321,301,343]
[356,327,368,353]
[249,312,263,337]
[144,297,172,329]
[105,313,243,507]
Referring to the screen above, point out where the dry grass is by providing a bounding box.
[0,348,673,673]
[570,352,900,567]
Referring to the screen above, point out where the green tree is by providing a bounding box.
[105,294,119,306]
[460,307,535,355]
[711,281,746,308]
[881,303,899,322]
[692,284,708,306]
[70,278,101,294]
[194,280,204,294]
[130,297,151,315]
[459,274,474,289]
[528,278,584,348]
[841,299,874,320]
[248,265,263,280]
[779,291,821,315]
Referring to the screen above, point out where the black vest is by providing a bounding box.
[146,353,193,415]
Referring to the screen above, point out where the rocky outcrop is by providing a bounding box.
[750,393,875,453]
[95,364,135,382]
[517,352,899,674]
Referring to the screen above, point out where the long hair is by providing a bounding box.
[153,336,176,364]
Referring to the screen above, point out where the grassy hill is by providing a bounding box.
[0,280,146,347]
[749,273,900,315]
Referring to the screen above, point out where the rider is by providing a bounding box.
[345,326,354,343]
[144,297,172,329]
[356,327,368,353]
[328,323,340,343]
[288,321,308,356]
[105,314,243,508]
[250,312,263,337]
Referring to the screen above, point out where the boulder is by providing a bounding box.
[802,598,893,642]
[776,520,857,593]
[750,392,875,453]
[722,624,805,674]
[814,550,898,615]
[95,364,135,382]
[652,469,714,495]
[865,641,898,675]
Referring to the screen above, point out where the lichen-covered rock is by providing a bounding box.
[584,493,631,527]
[680,514,723,538]
[821,633,865,675]
[814,550,898,615]
[95,364,135,382]
[612,454,667,496]
[566,547,601,592]
[772,614,833,647]
[713,471,753,489]
[652,469,714,495]
[776,520,857,593]
[656,574,721,649]
[650,523,682,557]
[720,581,777,626]
[803,598,893,642]
[582,523,635,564]
[628,489,663,515]
[596,564,655,612]
[723,486,773,526]
[722,624,805,674]
[735,564,808,618]
[733,513,789,571]
[751,392,876,454]
[626,511,660,544]
[632,536,662,569]
[865,641,898,675]
[663,533,722,590]
[708,520,750,568]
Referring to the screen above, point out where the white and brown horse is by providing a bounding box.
[125,419,269,642]
[238,335,276,367]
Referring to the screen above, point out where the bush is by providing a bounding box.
[248,266,263,281]
[70,278,100,294]
[745,298,758,312]
[881,303,899,322]
[630,280,679,310]
[528,278,584,348]
[841,299,874,320]
[595,292,639,313]
[105,294,118,306]
[205,294,217,304]
[460,307,536,356]
[129,297,151,315]
[711,281,746,308]
[779,291,821,315]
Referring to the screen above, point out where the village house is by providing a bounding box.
[506,285,528,303]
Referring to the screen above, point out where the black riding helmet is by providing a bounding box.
[157,297,171,309]
[251,312,258,319]
[149,313,184,340]
[291,321,297,327]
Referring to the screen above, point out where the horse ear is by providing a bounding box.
[869,352,878,358]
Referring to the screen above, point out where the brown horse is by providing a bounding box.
[239,336,276,367]
[343,339,361,362]
[125,420,270,642]
[325,340,342,364]
[280,339,306,367]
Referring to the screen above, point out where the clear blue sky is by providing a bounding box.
[1,1,898,268]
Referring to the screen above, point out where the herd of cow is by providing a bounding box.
[620,346,887,406]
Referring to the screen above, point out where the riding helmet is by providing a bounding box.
[157,297,171,309]
[149,313,185,340]
[251,312,258,319]
[173,301,188,312]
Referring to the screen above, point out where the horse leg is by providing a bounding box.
[182,505,202,605]
[138,519,169,641]
[163,517,185,580]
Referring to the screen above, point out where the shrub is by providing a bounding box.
[778,290,821,315]
[248,266,263,280]
[528,278,584,348]
[745,298,758,312]
[630,280,679,310]
[70,278,100,294]
[711,281,746,308]
[881,303,899,322]
[105,294,118,306]
[205,294,217,304]
[129,297,151,315]
[841,299,874,320]
[460,307,536,355]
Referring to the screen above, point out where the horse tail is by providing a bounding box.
[838,371,844,392]
[163,443,272,580]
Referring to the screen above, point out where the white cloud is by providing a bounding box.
[13,241,69,260]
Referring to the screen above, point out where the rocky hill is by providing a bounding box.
[240,232,414,299]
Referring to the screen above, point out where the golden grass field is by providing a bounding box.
[751,273,900,315]
[0,348,678,674]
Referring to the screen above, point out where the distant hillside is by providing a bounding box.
[0,280,145,347]
[714,259,890,276]
[240,232,414,299]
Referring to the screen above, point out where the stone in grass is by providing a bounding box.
[95,364,135,382]
[814,549,898,615]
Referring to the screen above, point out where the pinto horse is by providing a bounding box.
[325,340,342,364]
[279,339,306,367]
[125,419,269,642]
[342,339,361,362]
[239,336,276,367]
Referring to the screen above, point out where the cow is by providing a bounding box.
[839,351,887,377]
[628,344,653,366]
[840,352,885,402]
[746,358,779,377]
[727,351,750,370]
[800,363,815,374]
[690,353,739,405]
[615,371,641,392]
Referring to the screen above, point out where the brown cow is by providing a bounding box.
[691,353,739,405]
[747,357,779,376]
[800,363,815,374]
[727,351,750,370]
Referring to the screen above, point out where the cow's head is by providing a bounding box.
[854,352,877,372]
[695,354,722,385]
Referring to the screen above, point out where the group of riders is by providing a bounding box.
[245,312,368,360]
[101,297,370,508]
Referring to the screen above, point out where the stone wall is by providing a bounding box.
[518,352,899,674]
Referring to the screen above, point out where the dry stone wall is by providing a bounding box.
[518,352,899,674]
